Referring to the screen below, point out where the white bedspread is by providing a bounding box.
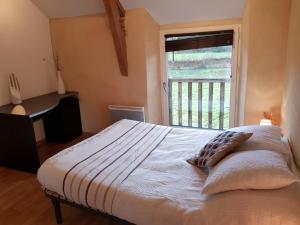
[38,120,300,225]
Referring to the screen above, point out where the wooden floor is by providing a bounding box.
[0,135,131,225]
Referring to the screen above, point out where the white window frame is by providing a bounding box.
[160,24,242,128]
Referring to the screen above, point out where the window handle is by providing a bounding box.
[163,82,168,94]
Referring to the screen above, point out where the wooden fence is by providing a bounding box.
[168,78,230,130]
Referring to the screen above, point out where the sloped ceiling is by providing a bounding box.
[31,0,246,24]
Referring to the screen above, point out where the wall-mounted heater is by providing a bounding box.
[108,105,145,124]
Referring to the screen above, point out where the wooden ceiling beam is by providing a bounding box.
[103,0,128,76]
[116,0,125,17]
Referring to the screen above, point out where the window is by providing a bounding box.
[165,30,234,130]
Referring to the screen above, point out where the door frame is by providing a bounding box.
[160,24,242,128]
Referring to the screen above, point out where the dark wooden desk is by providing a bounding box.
[0,92,83,173]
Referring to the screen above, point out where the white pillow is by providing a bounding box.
[202,150,299,195]
[228,125,291,157]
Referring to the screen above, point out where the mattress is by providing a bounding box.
[38,119,300,225]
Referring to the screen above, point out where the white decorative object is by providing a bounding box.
[9,73,22,104]
[57,70,66,95]
[54,54,66,95]
[11,105,26,115]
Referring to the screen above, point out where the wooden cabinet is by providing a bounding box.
[44,96,82,143]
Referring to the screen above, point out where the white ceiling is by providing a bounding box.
[31,0,247,25]
[31,0,103,19]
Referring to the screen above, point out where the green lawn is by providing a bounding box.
[167,47,232,129]
[169,68,231,80]
[168,51,232,61]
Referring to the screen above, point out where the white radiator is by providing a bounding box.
[108,105,145,123]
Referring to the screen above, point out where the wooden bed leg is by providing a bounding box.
[51,198,63,224]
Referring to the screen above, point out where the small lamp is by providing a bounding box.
[260,112,272,126]
[260,119,272,126]
[11,105,26,115]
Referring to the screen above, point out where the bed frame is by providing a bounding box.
[44,189,131,224]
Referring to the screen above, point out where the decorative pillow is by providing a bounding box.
[187,156,210,174]
[190,131,252,168]
[202,150,299,195]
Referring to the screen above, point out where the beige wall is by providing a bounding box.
[0,0,56,140]
[241,0,291,125]
[50,9,162,133]
[1,1,296,144]
[283,0,300,166]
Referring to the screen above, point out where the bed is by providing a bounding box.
[37,119,300,225]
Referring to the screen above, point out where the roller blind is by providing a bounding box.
[165,30,234,52]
